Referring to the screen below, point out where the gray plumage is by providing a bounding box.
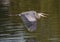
[18,11,47,32]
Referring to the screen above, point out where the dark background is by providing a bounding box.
[0,0,60,42]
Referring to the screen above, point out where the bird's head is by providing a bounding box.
[35,13,48,19]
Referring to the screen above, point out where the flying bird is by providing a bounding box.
[17,11,47,32]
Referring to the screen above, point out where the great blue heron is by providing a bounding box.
[17,11,47,32]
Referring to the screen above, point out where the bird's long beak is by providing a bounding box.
[40,14,47,17]
[42,13,48,18]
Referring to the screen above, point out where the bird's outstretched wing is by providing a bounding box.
[20,12,36,32]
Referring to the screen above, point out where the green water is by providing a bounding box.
[0,0,60,42]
